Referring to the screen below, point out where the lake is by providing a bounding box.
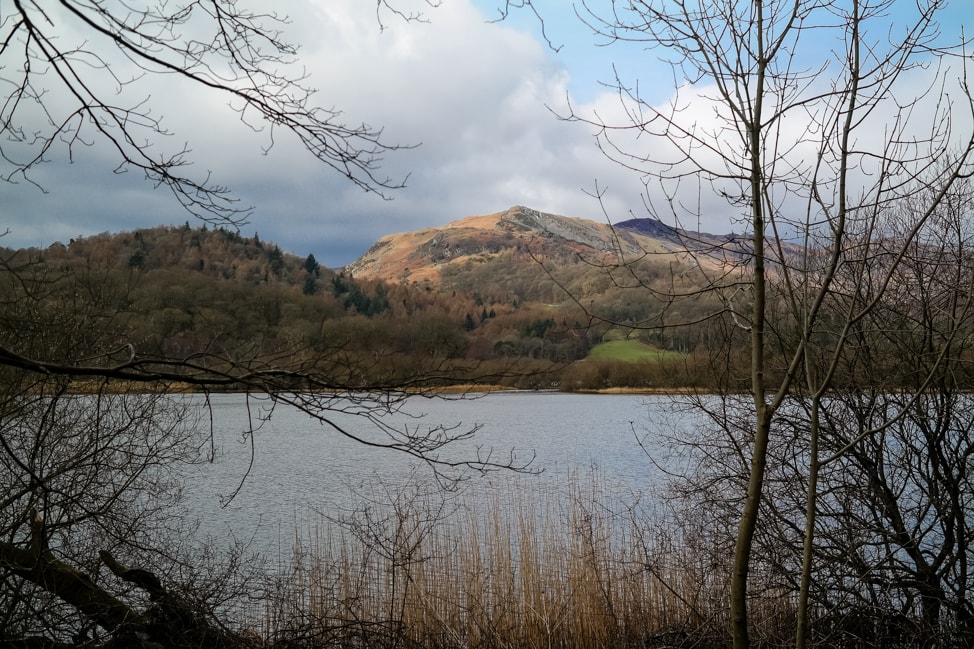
[177,391,698,560]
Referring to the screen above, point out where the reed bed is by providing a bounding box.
[257,475,756,649]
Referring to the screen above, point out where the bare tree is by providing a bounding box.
[567,1,974,646]
[663,176,974,647]
[0,1,422,223]
[790,178,974,646]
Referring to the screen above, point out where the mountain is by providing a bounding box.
[0,218,733,390]
[345,205,746,287]
[615,217,748,249]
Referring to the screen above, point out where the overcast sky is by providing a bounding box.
[1,1,971,267]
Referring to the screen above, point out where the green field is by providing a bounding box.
[587,335,685,363]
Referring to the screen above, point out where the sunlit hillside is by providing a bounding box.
[1,215,742,390]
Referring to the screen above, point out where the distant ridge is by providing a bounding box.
[614,218,684,243]
[345,205,741,285]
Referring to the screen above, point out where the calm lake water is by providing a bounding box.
[177,391,699,557]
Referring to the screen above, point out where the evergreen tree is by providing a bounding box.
[267,246,285,277]
[304,253,320,276]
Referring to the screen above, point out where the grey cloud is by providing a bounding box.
[0,1,655,267]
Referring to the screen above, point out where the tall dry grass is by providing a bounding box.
[257,475,760,649]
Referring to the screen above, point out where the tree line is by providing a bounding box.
[5,224,741,390]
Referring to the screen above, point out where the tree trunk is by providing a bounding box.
[0,541,138,633]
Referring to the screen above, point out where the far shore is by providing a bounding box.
[65,380,697,396]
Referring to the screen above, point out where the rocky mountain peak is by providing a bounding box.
[344,206,736,285]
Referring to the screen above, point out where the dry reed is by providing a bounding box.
[260,475,746,648]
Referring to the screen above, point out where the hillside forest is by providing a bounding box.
[1,222,727,392]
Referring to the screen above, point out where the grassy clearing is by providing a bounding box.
[586,329,686,364]
[587,339,685,363]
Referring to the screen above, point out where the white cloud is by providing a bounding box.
[11,1,960,267]
[4,0,654,265]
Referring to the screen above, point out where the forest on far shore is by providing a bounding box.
[3,223,733,392]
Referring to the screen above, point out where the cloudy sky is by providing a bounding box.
[2,1,970,267]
